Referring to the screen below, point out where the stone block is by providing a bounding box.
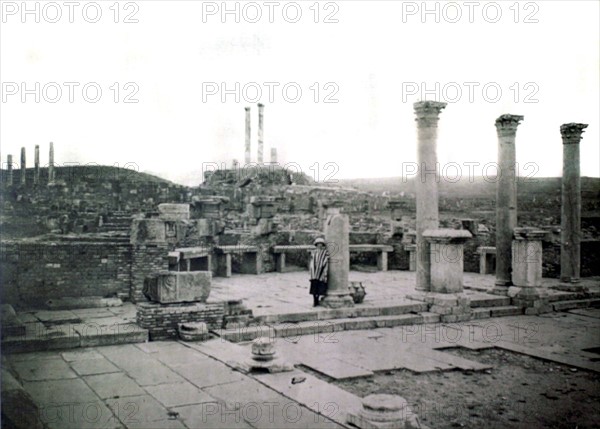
[432,295,458,306]
[143,271,211,304]
[130,219,166,244]
[429,305,452,315]
[158,203,190,221]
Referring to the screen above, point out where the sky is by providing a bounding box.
[1,0,599,186]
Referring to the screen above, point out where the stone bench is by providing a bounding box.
[476,246,496,275]
[215,245,261,277]
[272,245,315,272]
[170,247,212,272]
[403,244,417,271]
[349,244,394,271]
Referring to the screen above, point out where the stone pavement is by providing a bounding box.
[5,310,600,429]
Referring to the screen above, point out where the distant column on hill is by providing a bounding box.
[245,107,251,165]
[20,147,26,186]
[270,148,277,164]
[48,142,55,184]
[257,103,264,164]
[560,123,587,283]
[34,145,40,185]
[6,154,13,186]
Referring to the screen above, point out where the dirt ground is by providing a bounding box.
[333,348,600,429]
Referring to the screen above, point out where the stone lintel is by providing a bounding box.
[560,123,588,144]
[423,228,472,244]
[513,227,546,241]
[476,246,496,254]
[404,244,417,252]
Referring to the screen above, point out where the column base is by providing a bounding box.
[512,287,552,315]
[490,285,510,296]
[320,294,355,309]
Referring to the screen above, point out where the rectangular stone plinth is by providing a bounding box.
[143,271,211,304]
[158,203,190,221]
[424,229,471,293]
[130,219,167,244]
[136,301,225,340]
[511,235,543,287]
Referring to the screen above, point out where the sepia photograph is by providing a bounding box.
[1,1,599,428]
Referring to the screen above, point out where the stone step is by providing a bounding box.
[1,323,148,353]
[489,305,523,317]
[251,302,428,324]
[552,299,600,312]
[216,313,426,343]
[470,296,511,308]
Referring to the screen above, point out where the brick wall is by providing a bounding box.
[0,241,131,308]
[136,301,225,340]
[130,244,169,303]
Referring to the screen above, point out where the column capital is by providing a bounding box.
[495,114,524,137]
[414,101,447,126]
[560,123,588,144]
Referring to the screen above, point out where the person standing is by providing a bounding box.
[309,237,329,307]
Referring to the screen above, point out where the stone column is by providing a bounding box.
[423,229,472,293]
[6,154,13,186]
[48,142,55,184]
[257,103,264,164]
[321,205,354,308]
[34,145,40,185]
[270,147,277,164]
[20,147,26,186]
[244,107,251,165]
[560,123,587,283]
[494,114,523,294]
[413,101,446,291]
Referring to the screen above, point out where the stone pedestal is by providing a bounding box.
[560,123,587,284]
[511,228,550,315]
[511,227,545,288]
[347,394,421,429]
[321,206,354,308]
[404,244,417,271]
[236,337,293,373]
[494,114,524,294]
[414,101,446,292]
[423,229,471,294]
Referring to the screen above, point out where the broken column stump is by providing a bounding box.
[347,394,423,429]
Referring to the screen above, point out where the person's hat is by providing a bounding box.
[314,237,326,245]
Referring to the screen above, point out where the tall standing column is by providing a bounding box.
[493,114,523,294]
[560,123,587,283]
[34,145,40,185]
[414,101,446,291]
[20,147,26,186]
[257,103,264,164]
[244,107,251,165]
[6,154,13,186]
[48,142,55,184]
[321,204,354,308]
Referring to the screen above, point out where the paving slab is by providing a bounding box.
[124,360,185,386]
[300,356,374,380]
[255,370,361,428]
[171,403,255,429]
[61,349,105,361]
[170,359,246,388]
[105,394,185,429]
[144,381,218,408]
[23,378,100,405]
[12,358,78,381]
[84,373,146,399]
[569,308,600,319]
[69,358,121,376]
